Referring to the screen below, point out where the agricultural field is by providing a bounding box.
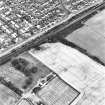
[0,61,27,90]
[0,51,52,96]
[0,83,20,105]
[14,52,52,92]
[18,99,31,105]
[65,9,105,64]
[29,42,105,105]
[0,1,104,105]
[37,77,79,105]
[85,9,105,34]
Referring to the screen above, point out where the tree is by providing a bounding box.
[47,75,53,81]
[11,59,19,67]
[11,59,23,70]
[33,86,41,94]
[11,58,31,76]
[25,77,33,85]
[18,58,29,67]
[30,66,38,73]
[23,77,33,89]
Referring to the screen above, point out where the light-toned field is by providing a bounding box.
[85,9,105,35]
[0,83,20,105]
[29,42,105,105]
[0,62,27,90]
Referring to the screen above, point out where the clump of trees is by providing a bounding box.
[11,58,29,69]
[11,58,39,89]
[11,58,38,76]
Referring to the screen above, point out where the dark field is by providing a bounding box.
[65,10,105,64]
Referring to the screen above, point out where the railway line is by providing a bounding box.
[0,0,104,65]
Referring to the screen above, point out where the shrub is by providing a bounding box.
[33,86,41,94]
